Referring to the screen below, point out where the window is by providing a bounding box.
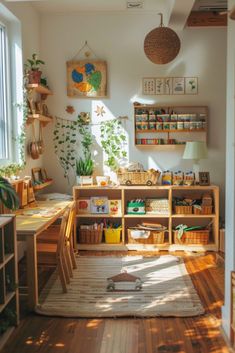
[0,23,9,160]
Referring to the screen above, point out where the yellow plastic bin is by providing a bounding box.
[104,228,122,243]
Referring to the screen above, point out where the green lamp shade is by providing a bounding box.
[183,141,208,160]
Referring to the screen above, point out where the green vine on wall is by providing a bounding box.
[53,118,78,184]
[13,70,30,167]
[100,119,127,172]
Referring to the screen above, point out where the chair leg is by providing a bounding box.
[70,243,77,269]
[57,259,67,293]
[65,245,73,278]
[61,252,70,284]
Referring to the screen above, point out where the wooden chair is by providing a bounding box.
[37,201,77,274]
[37,207,70,293]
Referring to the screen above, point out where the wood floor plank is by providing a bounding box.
[1,252,231,353]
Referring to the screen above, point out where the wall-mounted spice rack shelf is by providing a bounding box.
[134,104,208,147]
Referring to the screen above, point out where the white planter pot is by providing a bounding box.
[76,175,93,185]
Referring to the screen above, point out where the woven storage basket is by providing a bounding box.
[79,229,103,244]
[174,205,192,214]
[117,170,160,186]
[128,229,165,244]
[193,206,213,215]
[173,230,209,245]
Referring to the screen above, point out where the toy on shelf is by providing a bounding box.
[31,167,53,191]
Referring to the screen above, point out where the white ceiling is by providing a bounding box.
[3,0,227,29]
[4,0,168,13]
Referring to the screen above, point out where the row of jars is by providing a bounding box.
[136,138,186,145]
[135,113,205,123]
[136,121,206,131]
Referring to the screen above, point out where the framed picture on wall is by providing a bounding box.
[143,78,155,95]
[67,60,107,98]
[164,77,173,95]
[155,78,165,95]
[172,77,185,95]
[199,172,210,186]
[185,77,198,94]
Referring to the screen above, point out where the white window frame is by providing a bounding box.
[0,19,12,165]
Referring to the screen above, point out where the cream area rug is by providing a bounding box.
[36,255,205,318]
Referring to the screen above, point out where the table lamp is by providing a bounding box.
[183,141,208,183]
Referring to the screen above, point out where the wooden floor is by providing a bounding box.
[1,251,231,353]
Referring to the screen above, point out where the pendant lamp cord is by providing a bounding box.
[158,13,164,27]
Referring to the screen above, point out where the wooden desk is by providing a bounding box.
[16,200,71,311]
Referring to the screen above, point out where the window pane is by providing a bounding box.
[0,24,8,160]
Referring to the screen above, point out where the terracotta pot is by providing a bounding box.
[28,70,42,84]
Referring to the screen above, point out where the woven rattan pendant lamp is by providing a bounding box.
[144,13,181,65]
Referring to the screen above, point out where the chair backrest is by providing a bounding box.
[57,207,70,258]
[65,201,76,244]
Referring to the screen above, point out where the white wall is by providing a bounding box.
[40,12,226,216]
[222,0,235,339]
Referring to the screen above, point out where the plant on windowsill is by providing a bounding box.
[25,53,45,84]
[76,113,94,185]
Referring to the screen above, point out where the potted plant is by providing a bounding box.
[76,113,94,185]
[25,53,45,84]
[0,177,19,210]
[76,155,94,185]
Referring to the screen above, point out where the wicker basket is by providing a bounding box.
[174,205,193,214]
[79,229,103,244]
[128,229,165,244]
[117,170,160,186]
[173,230,209,245]
[193,205,213,215]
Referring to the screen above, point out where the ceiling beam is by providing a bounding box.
[168,0,196,30]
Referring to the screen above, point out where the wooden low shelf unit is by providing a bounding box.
[73,185,219,252]
[0,216,19,351]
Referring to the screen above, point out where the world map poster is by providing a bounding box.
[67,60,107,98]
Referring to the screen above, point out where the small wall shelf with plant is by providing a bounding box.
[26,84,53,127]
[25,54,53,127]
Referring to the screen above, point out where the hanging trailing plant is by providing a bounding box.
[76,114,94,177]
[53,118,78,184]
[100,119,127,172]
[14,69,29,166]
